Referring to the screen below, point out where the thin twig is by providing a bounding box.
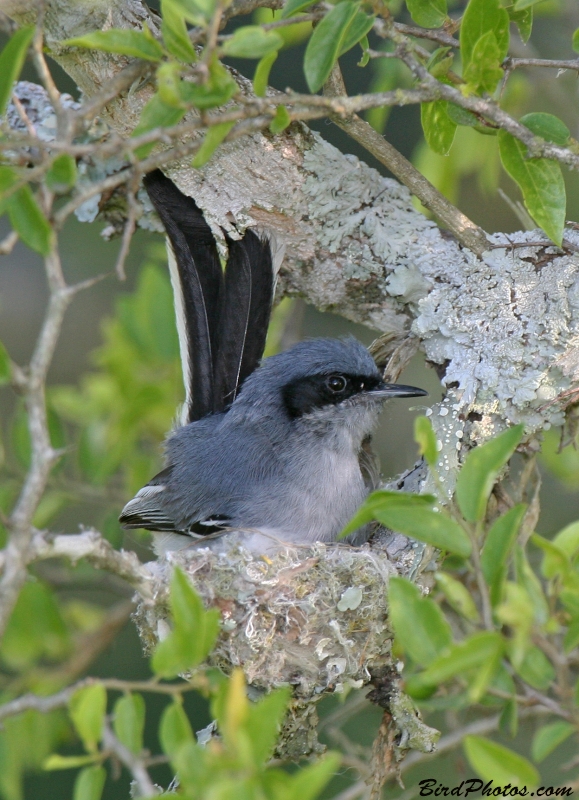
[0,243,72,640]
[31,15,69,139]
[398,704,553,775]
[10,93,37,137]
[0,230,18,255]
[503,56,579,73]
[0,675,205,723]
[21,529,155,597]
[393,21,459,48]
[114,173,141,280]
[380,22,579,171]
[102,719,159,797]
[322,62,490,257]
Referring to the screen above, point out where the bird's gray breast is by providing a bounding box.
[234,415,369,544]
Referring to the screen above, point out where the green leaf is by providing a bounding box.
[388,576,453,667]
[446,103,479,127]
[192,121,235,168]
[46,154,77,193]
[156,62,188,107]
[64,27,164,61]
[0,164,17,197]
[253,51,278,97]
[421,99,457,156]
[73,766,106,800]
[161,0,197,62]
[564,618,579,653]
[358,34,370,66]
[460,0,509,74]
[414,415,439,466]
[270,105,291,134]
[462,31,503,94]
[4,185,53,256]
[498,130,566,246]
[169,0,219,25]
[338,10,375,57]
[69,685,107,754]
[179,59,239,109]
[464,736,540,789]
[132,93,186,157]
[574,28,579,54]
[455,425,524,522]
[533,533,571,580]
[435,571,480,622]
[531,721,575,763]
[44,754,101,771]
[342,489,435,537]
[152,569,220,677]
[514,645,555,691]
[405,0,447,29]
[509,6,533,44]
[248,686,291,764]
[552,520,579,559]
[211,668,249,745]
[159,700,194,757]
[304,1,360,93]
[481,504,526,589]
[0,26,35,117]
[374,505,472,557]
[409,632,503,696]
[113,693,145,755]
[281,0,316,19]
[0,341,11,385]
[222,26,283,59]
[514,546,548,626]
[520,112,570,146]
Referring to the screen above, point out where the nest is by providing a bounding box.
[133,528,437,758]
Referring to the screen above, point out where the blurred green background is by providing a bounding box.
[2,0,579,796]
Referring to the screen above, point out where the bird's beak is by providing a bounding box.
[369,382,428,399]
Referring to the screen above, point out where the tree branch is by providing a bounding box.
[0,243,72,640]
[322,63,490,256]
[27,529,155,597]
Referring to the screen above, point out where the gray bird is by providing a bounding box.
[120,171,427,552]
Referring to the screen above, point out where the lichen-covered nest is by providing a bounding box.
[133,528,439,759]
[134,533,422,697]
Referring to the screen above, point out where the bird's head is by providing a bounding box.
[232,337,427,438]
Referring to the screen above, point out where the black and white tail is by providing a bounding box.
[143,170,275,423]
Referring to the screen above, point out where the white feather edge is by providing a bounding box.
[166,242,192,426]
[255,228,285,290]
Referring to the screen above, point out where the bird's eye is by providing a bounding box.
[326,375,347,393]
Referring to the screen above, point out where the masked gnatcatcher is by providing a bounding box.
[120,170,427,552]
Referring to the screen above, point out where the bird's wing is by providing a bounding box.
[143,170,223,423]
[118,467,178,531]
[213,231,274,411]
[119,466,232,535]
